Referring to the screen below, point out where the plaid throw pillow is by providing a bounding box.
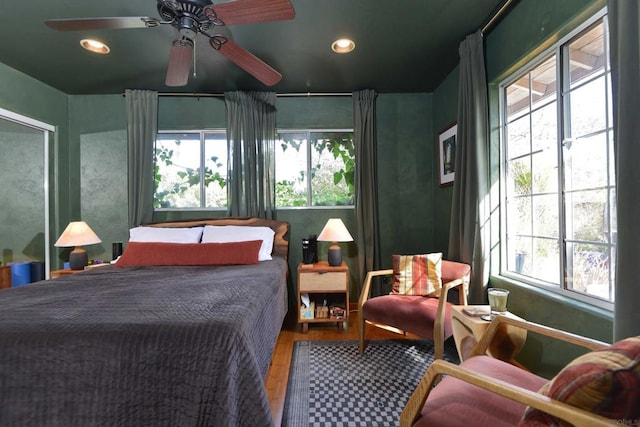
[391,253,443,297]
[519,335,640,426]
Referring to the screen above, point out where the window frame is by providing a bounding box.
[275,128,355,209]
[498,8,614,310]
[153,129,228,211]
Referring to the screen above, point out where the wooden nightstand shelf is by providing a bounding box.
[297,261,349,333]
[50,268,85,279]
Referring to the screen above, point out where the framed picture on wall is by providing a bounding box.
[438,123,457,186]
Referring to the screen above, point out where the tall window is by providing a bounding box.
[275,130,355,207]
[501,12,615,306]
[154,131,227,209]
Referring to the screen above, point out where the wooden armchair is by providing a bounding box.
[401,316,640,427]
[358,260,470,360]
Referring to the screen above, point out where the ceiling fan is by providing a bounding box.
[44,0,295,87]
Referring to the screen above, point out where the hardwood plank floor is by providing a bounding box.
[265,307,416,426]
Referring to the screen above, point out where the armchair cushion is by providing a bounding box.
[415,355,548,427]
[519,335,640,426]
[362,295,452,339]
[392,253,442,296]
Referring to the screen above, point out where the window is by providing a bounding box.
[154,131,227,209]
[501,12,615,306]
[275,130,355,207]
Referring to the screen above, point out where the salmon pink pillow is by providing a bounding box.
[114,241,261,267]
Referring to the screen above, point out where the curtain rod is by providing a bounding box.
[122,92,352,98]
[481,0,516,34]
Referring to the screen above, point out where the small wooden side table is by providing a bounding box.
[451,305,528,366]
[0,266,11,289]
[297,261,349,333]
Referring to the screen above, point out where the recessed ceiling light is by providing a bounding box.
[331,38,355,54]
[80,39,110,54]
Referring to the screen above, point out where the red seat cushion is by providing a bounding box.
[362,295,452,339]
[414,356,548,427]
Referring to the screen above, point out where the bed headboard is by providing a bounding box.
[145,217,290,261]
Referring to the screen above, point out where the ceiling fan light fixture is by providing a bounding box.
[331,38,355,54]
[80,38,110,54]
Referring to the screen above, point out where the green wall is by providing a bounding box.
[64,93,436,306]
[0,62,69,271]
[487,0,612,375]
[432,66,459,253]
[0,0,613,377]
[376,93,436,260]
[0,1,614,364]
[0,125,46,266]
[431,0,612,376]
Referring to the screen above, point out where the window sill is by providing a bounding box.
[275,206,355,210]
[490,274,613,321]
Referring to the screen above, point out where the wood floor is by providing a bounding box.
[264,307,415,426]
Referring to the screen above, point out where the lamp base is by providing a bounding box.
[69,246,88,270]
[327,244,342,267]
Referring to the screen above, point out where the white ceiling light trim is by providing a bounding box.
[80,39,110,54]
[331,38,355,54]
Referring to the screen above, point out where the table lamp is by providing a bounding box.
[317,218,353,266]
[54,221,102,270]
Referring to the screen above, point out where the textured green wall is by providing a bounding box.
[73,93,436,304]
[376,93,436,261]
[432,66,460,254]
[1,65,435,310]
[0,62,68,271]
[69,95,127,267]
[0,125,46,266]
[424,0,613,375]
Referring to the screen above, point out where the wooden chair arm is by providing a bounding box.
[400,359,614,427]
[432,278,468,360]
[357,269,393,309]
[471,315,609,358]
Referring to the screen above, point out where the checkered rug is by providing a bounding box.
[281,339,458,427]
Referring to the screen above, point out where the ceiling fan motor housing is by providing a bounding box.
[157,0,215,36]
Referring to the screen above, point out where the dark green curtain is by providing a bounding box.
[608,0,640,340]
[224,91,277,219]
[448,31,490,304]
[353,89,381,286]
[125,89,158,227]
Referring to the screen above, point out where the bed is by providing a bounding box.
[0,217,290,427]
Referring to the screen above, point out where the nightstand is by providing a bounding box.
[450,305,528,366]
[0,266,11,289]
[297,261,349,333]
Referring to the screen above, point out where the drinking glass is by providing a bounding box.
[488,288,510,319]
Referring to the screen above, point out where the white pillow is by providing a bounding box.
[129,226,204,243]
[201,225,275,261]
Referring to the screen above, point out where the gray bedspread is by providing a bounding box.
[0,258,288,427]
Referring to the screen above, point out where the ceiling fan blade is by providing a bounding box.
[205,0,295,26]
[165,39,194,87]
[215,39,282,86]
[45,17,159,31]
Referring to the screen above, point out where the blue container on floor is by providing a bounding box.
[10,262,32,287]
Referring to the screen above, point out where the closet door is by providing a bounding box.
[0,111,53,278]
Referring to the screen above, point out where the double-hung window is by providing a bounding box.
[500,11,615,307]
[154,130,227,209]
